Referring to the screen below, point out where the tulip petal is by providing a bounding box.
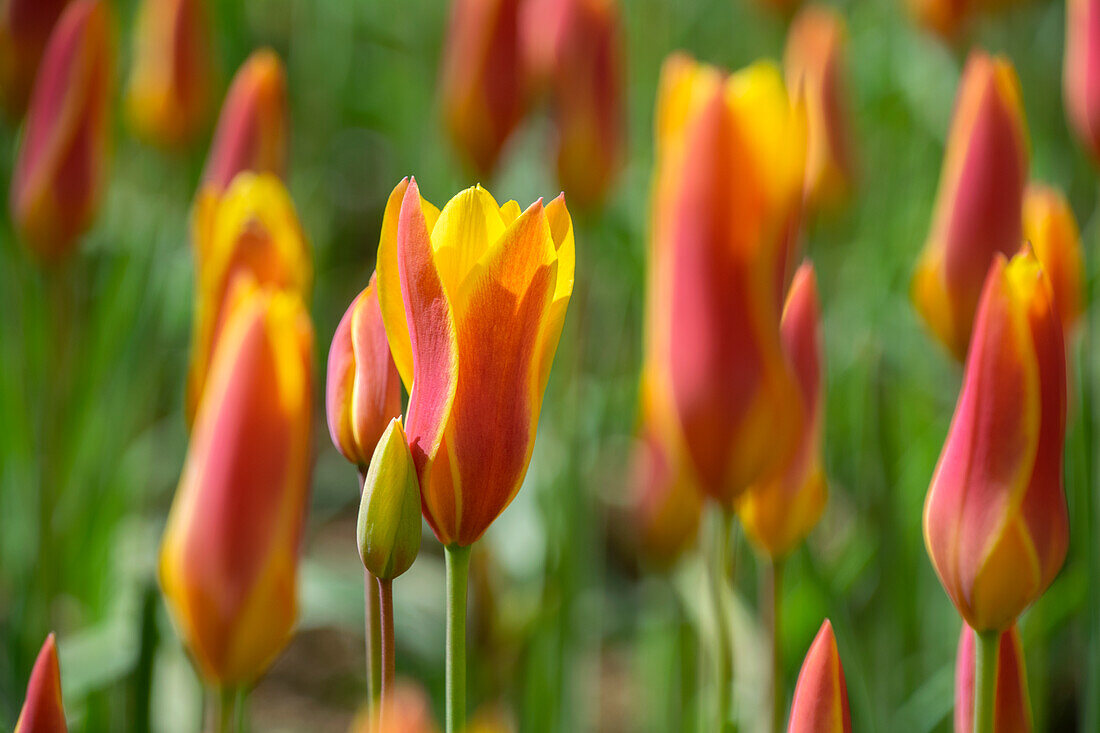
[788,620,851,733]
[15,634,67,733]
[431,184,507,297]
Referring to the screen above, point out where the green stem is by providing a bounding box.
[445,544,472,733]
[707,510,734,732]
[215,688,236,733]
[377,576,396,727]
[764,558,785,733]
[973,629,999,733]
[234,688,248,733]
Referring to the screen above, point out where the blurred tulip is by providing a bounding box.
[160,284,313,686]
[923,248,1067,633]
[9,0,112,261]
[955,625,1031,733]
[1023,183,1083,333]
[1065,0,1100,163]
[326,276,403,468]
[738,263,827,559]
[440,0,526,176]
[186,172,311,425]
[912,51,1029,360]
[784,6,856,209]
[644,54,804,507]
[908,0,976,39]
[375,178,574,546]
[523,0,624,208]
[15,634,67,733]
[202,49,288,191]
[358,418,422,581]
[0,0,68,116]
[353,681,440,733]
[788,620,851,733]
[124,0,216,148]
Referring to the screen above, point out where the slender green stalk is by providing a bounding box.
[377,576,396,727]
[972,630,999,733]
[707,510,734,732]
[763,558,785,733]
[359,470,383,710]
[215,687,236,733]
[445,544,473,733]
[234,688,248,733]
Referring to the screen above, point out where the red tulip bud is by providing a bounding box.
[15,634,67,733]
[788,620,851,733]
[0,0,69,116]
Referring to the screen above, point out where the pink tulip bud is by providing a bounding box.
[0,0,69,116]
[954,625,1031,733]
[788,620,851,733]
[1023,183,1084,334]
[1064,0,1100,164]
[14,634,67,733]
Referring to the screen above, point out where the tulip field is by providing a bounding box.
[3,0,1100,731]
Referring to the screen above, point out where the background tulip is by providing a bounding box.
[9,0,112,261]
[907,0,975,39]
[923,249,1067,633]
[912,51,1029,360]
[15,634,67,733]
[125,0,216,148]
[160,284,313,686]
[1023,183,1083,333]
[0,0,69,116]
[788,619,851,733]
[1065,0,1100,163]
[955,625,1031,733]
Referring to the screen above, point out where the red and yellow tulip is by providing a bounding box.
[9,0,112,261]
[0,0,69,116]
[923,248,1068,633]
[15,634,67,733]
[125,0,216,148]
[912,51,1029,360]
[1023,183,1083,334]
[788,620,851,733]
[645,54,804,507]
[1065,0,1100,164]
[955,625,1031,733]
[738,263,827,559]
[160,283,313,687]
[375,178,574,546]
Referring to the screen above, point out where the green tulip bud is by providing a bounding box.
[357,417,422,580]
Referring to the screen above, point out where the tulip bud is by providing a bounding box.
[1065,0,1100,164]
[788,620,851,733]
[439,0,526,176]
[15,634,67,733]
[186,172,311,425]
[912,51,1029,360]
[907,0,977,39]
[523,0,624,208]
[923,248,1067,633]
[1023,183,1083,333]
[124,0,216,148]
[645,54,804,507]
[0,0,69,116]
[738,263,827,558]
[784,6,856,210]
[357,418,422,580]
[326,276,403,468]
[160,284,313,686]
[954,625,1031,733]
[9,0,112,261]
[202,49,287,191]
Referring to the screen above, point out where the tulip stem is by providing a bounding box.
[973,629,999,733]
[764,558,785,733]
[359,470,383,712]
[445,543,472,733]
[708,510,734,732]
[215,687,236,733]
[377,576,396,727]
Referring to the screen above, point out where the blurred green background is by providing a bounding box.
[0,0,1097,730]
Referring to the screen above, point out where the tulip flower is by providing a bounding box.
[907,0,976,39]
[912,51,1029,360]
[923,248,1067,633]
[15,634,67,733]
[0,0,69,116]
[955,625,1031,733]
[1065,0,1100,164]
[523,0,624,208]
[160,283,313,687]
[326,276,404,469]
[788,620,851,733]
[1023,183,1083,333]
[784,6,856,209]
[9,0,112,261]
[124,0,216,148]
[186,172,311,425]
[439,0,526,175]
[645,54,804,508]
[738,263,826,559]
[202,49,288,192]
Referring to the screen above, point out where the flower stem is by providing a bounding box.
[763,558,785,733]
[973,629,999,733]
[215,687,236,733]
[377,576,396,728]
[445,544,472,733]
[708,510,734,732]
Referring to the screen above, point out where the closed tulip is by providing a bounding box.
[788,620,851,733]
[160,283,313,686]
[923,248,1067,633]
[202,49,287,191]
[125,0,216,148]
[738,263,826,559]
[955,625,1031,733]
[15,634,67,733]
[440,0,526,176]
[0,0,69,116]
[326,276,403,468]
[1023,183,1083,333]
[908,0,976,39]
[375,178,574,546]
[1065,0,1100,163]
[186,172,311,425]
[357,418,422,581]
[645,54,804,507]
[9,0,112,261]
[912,51,1029,360]
[784,6,856,209]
